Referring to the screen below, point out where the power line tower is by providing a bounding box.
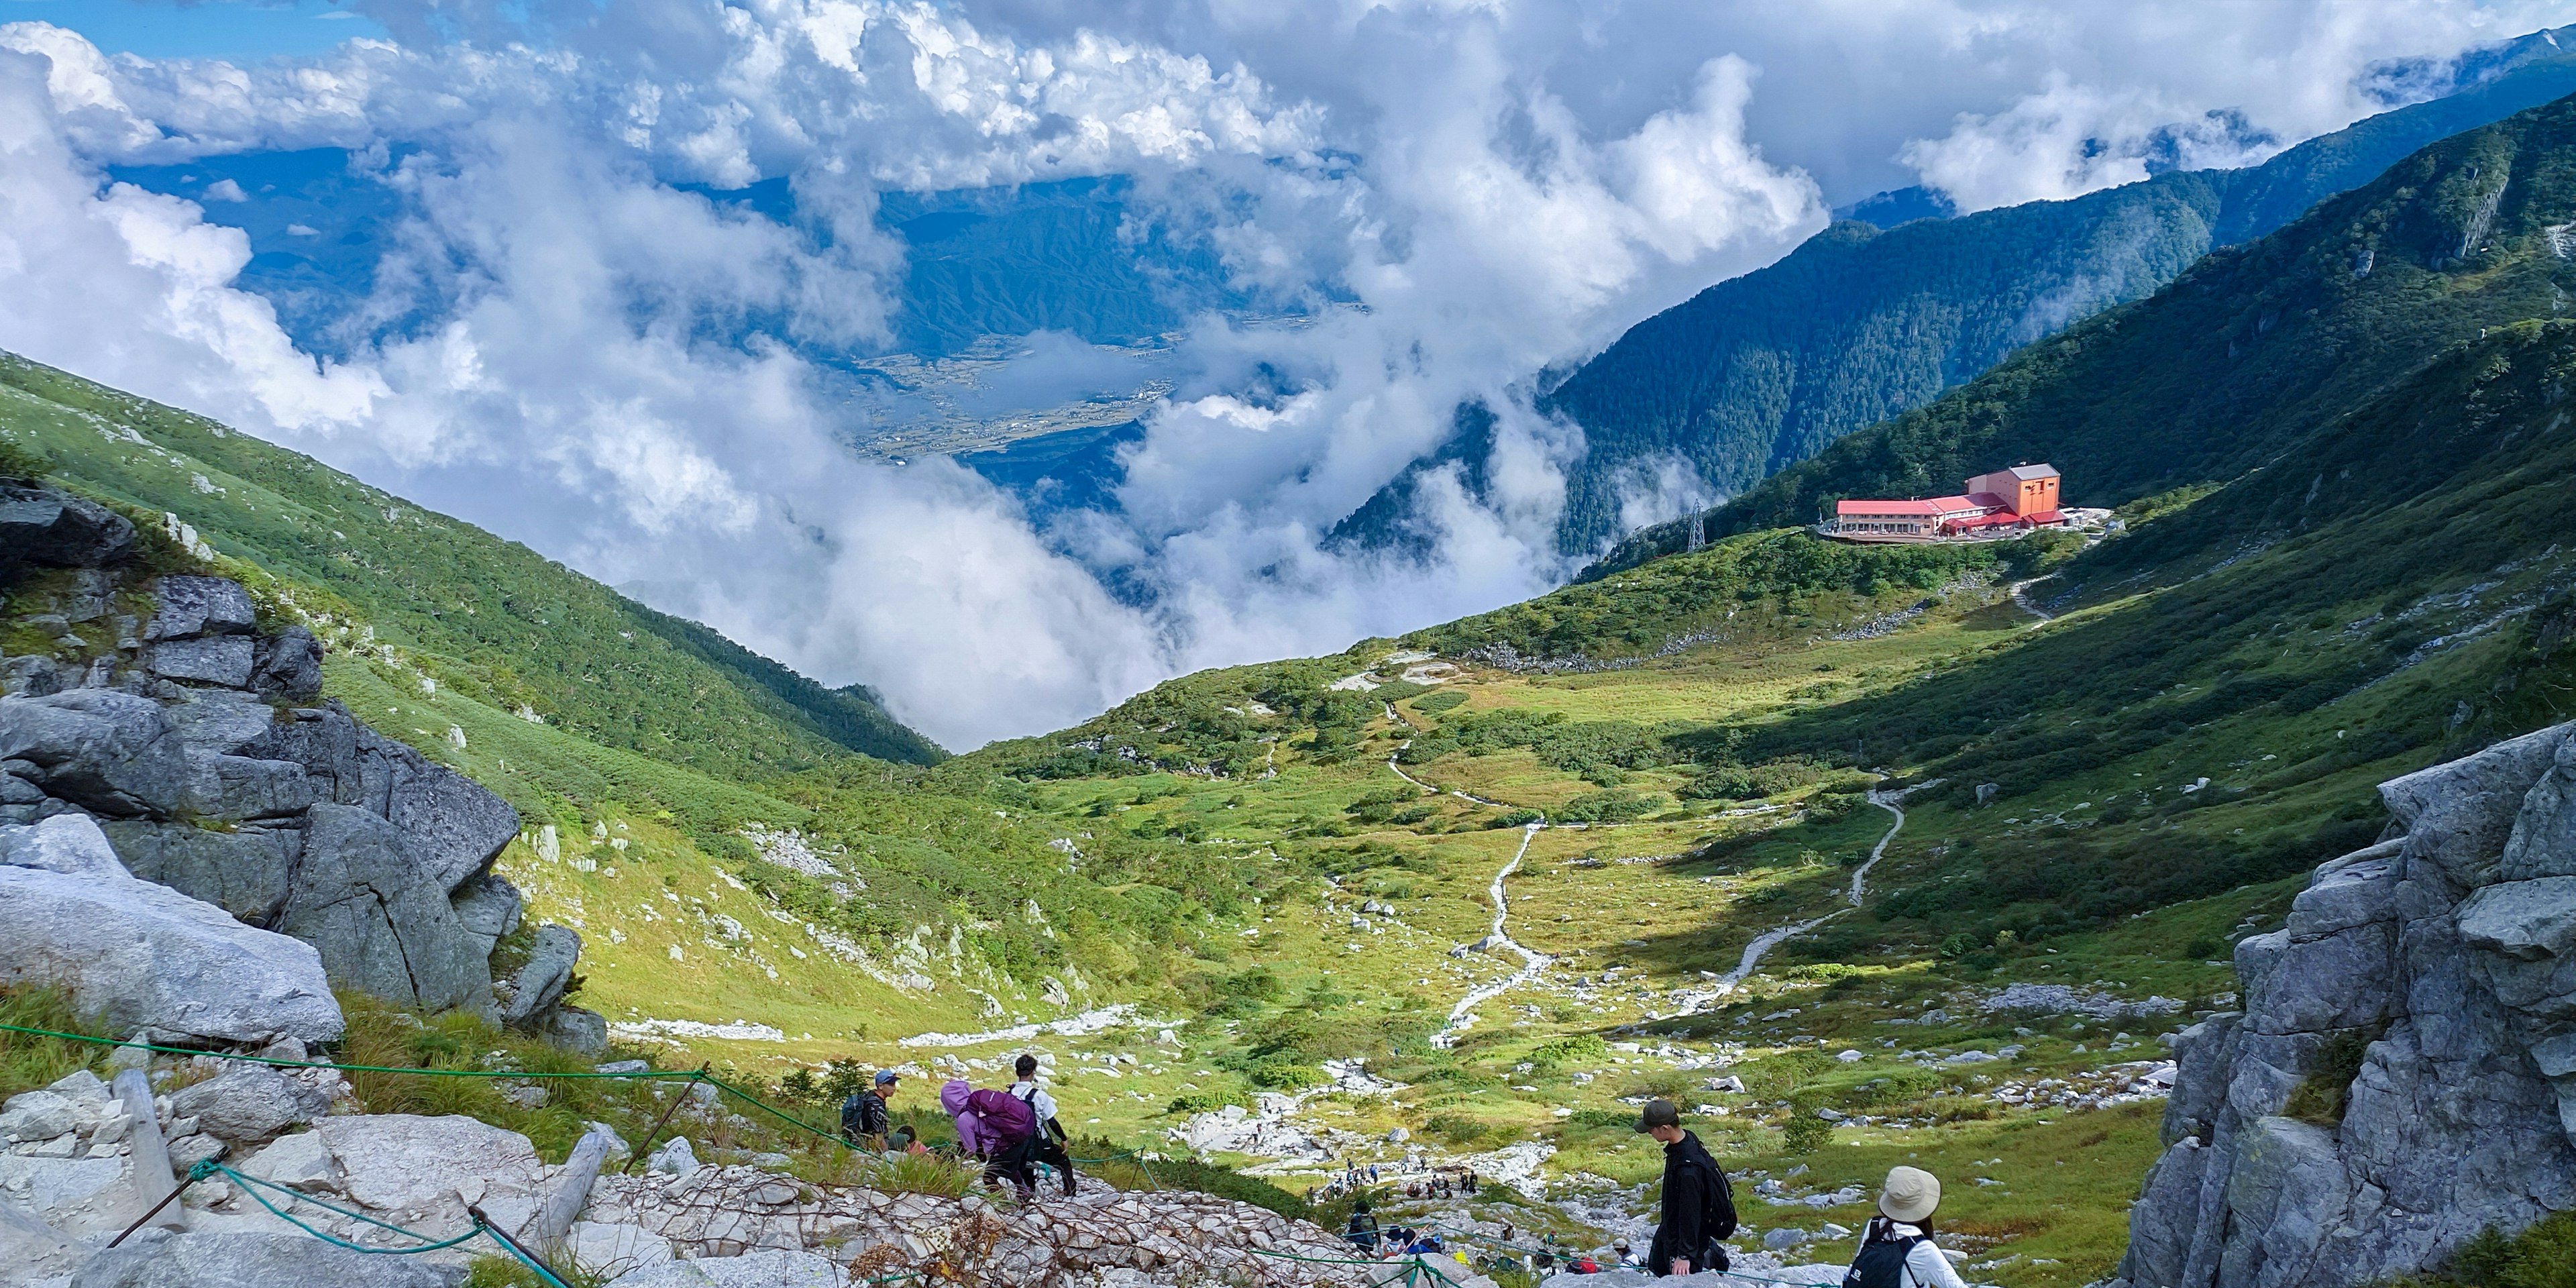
[1686,513,1705,552]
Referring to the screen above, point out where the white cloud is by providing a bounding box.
[0,2,2559,746]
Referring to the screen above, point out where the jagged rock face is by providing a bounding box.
[0,480,584,1034]
[2111,719,2576,1288]
[0,482,134,576]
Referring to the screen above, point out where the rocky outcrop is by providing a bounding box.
[68,1229,466,1288]
[1,480,592,1038]
[2110,720,2576,1288]
[0,814,342,1046]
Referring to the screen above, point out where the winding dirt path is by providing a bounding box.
[1712,778,1931,991]
[2007,578,2057,623]
[1434,822,1552,1047]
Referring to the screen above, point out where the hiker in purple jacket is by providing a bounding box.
[941,1079,1040,1197]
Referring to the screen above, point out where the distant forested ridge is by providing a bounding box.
[1345,38,2576,559]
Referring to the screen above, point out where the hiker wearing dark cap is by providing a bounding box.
[841,1069,898,1148]
[1843,1166,1970,1288]
[1637,1099,1736,1277]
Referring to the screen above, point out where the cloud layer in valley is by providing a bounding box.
[0,1,2560,747]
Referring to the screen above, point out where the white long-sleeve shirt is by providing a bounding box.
[1848,1223,1970,1288]
[1008,1079,1057,1122]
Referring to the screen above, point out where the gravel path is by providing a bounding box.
[1434,822,1552,1046]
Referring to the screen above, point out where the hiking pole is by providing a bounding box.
[625,1063,712,1173]
[106,1163,205,1248]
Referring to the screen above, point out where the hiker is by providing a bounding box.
[1841,1167,1971,1288]
[1612,1240,1635,1268]
[939,1079,1040,1197]
[841,1069,899,1148]
[1346,1197,1379,1253]
[1010,1054,1079,1195]
[1637,1099,1737,1277]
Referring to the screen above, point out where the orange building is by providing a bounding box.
[1829,463,2065,541]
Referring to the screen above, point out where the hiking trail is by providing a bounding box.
[1709,778,1931,994]
[1434,822,1552,1047]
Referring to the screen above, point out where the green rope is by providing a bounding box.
[478,1226,576,1288]
[212,1163,484,1254]
[0,1020,696,1081]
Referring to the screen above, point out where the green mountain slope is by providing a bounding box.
[932,89,2576,1279]
[0,353,945,771]
[1512,44,2576,557]
[1597,85,2576,575]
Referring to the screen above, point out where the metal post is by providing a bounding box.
[469,1203,570,1288]
[105,1168,198,1248]
[623,1065,710,1173]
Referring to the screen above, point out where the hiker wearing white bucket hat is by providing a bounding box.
[1839,1166,1970,1288]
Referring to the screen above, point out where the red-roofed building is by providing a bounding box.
[1826,464,2067,542]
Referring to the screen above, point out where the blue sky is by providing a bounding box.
[7,0,386,61]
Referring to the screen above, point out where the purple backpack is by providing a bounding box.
[965,1087,1036,1146]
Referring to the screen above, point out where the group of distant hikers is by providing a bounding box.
[839,1069,1966,1284]
[1338,1099,1968,1287]
[836,1055,1080,1199]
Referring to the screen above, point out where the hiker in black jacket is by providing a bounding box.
[1638,1099,1735,1277]
[841,1069,899,1148]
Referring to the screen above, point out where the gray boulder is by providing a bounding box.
[241,703,515,894]
[251,627,323,702]
[147,635,254,688]
[147,576,256,641]
[180,748,316,821]
[70,1229,466,1287]
[166,1063,330,1142]
[543,1005,609,1055]
[3,655,63,698]
[2109,719,2576,1288]
[276,803,491,1013]
[504,924,581,1029]
[0,482,134,572]
[0,690,187,816]
[450,870,523,959]
[100,819,303,926]
[0,814,342,1045]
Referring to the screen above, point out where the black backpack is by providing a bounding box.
[1843,1229,1925,1288]
[839,1092,866,1138]
[1015,1085,1069,1142]
[1698,1156,1738,1241]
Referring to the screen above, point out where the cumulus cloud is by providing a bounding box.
[0,1,2559,746]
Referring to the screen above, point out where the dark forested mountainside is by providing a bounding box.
[1593,85,2576,576]
[1477,44,2576,557]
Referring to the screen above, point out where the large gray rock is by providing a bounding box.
[166,1063,329,1142]
[69,1229,465,1287]
[0,690,187,816]
[544,1005,609,1056]
[312,1114,544,1218]
[2110,720,2576,1288]
[99,819,303,927]
[504,924,581,1029]
[0,814,342,1045]
[241,704,515,894]
[0,482,134,572]
[147,635,254,688]
[276,803,492,1013]
[251,627,323,702]
[450,870,523,959]
[180,749,316,821]
[147,576,256,641]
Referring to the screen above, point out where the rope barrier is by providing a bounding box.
[0,1020,701,1081]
